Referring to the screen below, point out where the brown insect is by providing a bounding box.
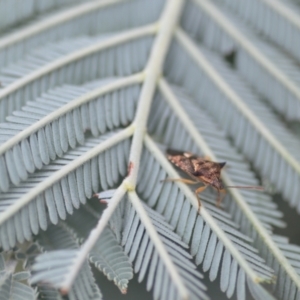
[164,150,263,212]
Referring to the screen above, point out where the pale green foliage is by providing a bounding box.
[0,0,300,299]
[0,253,36,300]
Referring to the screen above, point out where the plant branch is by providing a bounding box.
[125,0,185,188]
[61,183,127,293]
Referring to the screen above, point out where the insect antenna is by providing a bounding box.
[224,185,264,191]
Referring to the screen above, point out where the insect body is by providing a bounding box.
[165,150,263,212]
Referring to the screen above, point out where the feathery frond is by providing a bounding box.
[0,27,151,121]
[32,196,132,293]
[0,132,131,250]
[0,253,36,300]
[217,0,300,63]
[0,0,163,68]
[166,26,300,216]
[1,0,300,299]
[0,78,140,191]
[66,205,133,293]
[143,138,275,300]
[123,194,208,300]
[31,223,103,300]
[0,0,85,32]
[182,0,300,121]
[149,80,300,298]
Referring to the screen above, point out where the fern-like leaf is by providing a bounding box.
[0,79,140,191]
[0,27,151,122]
[120,196,208,300]
[65,205,134,293]
[182,0,300,121]
[218,0,300,64]
[0,0,163,69]
[0,253,36,300]
[0,132,131,250]
[141,140,275,299]
[1,0,300,299]
[30,223,103,300]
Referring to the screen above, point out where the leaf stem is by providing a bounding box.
[125,0,185,188]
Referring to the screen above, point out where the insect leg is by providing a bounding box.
[194,185,208,213]
[216,189,226,207]
[161,178,199,185]
[203,155,212,161]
